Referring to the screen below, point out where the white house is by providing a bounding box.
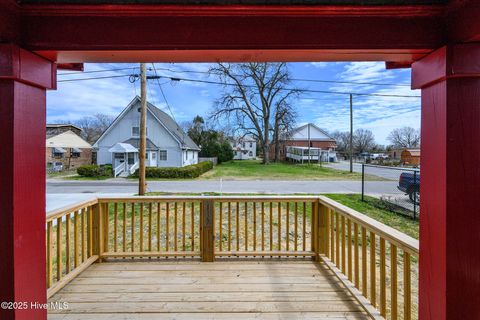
[230,137,256,160]
[94,97,200,177]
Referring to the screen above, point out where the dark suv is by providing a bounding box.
[398,172,420,205]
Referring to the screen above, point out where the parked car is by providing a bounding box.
[370,153,389,160]
[398,172,420,205]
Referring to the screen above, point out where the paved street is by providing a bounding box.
[47,178,399,195]
[325,161,417,181]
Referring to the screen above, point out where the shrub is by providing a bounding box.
[77,164,112,177]
[133,161,213,179]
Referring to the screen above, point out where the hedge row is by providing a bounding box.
[77,164,112,177]
[134,161,213,179]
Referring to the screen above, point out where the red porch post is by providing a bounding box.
[0,44,55,320]
[412,44,480,320]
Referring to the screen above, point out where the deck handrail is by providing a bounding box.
[46,195,419,319]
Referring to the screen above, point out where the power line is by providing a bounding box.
[143,74,420,98]
[57,70,420,98]
[58,65,411,88]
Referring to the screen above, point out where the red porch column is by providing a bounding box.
[412,44,480,320]
[0,44,55,320]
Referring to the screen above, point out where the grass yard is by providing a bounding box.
[200,160,367,180]
[324,193,419,239]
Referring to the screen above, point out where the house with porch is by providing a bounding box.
[94,97,200,177]
[271,123,337,162]
[230,136,257,160]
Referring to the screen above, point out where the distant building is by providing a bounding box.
[94,97,200,177]
[270,123,337,162]
[230,137,257,160]
[46,127,93,171]
[47,124,82,137]
[401,148,420,166]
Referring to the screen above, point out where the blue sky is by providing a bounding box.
[48,62,420,145]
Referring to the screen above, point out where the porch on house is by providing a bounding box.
[46,196,418,320]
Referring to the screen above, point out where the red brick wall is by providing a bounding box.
[46,147,93,170]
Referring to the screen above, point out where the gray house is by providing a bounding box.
[94,97,200,177]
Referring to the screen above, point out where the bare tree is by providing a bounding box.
[330,131,350,153]
[209,63,299,164]
[387,126,420,148]
[73,113,114,144]
[353,128,376,154]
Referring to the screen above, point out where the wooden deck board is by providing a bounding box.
[48,260,369,320]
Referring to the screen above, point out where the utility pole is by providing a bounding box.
[349,94,353,173]
[138,63,147,195]
[307,123,311,164]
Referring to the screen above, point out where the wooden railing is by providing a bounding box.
[46,195,419,320]
[46,198,99,298]
[317,196,419,320]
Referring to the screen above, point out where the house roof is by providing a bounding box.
[108,142,138,153]
[402,149,421,156]
[46,123,82,131]
[46,130,92,149]
[145,98,200,151]
[123,138,158,150]
[285,123,336,142]
[94,96,200,151]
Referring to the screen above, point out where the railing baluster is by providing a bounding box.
[65,213,71,273]
[294,202,298,251]
[174,202,178,252]
[139,203,144,252]
[269,202,273,251]
[335,212,340,267]
[347,218,352,281]
[277,202,281,251]
[261,202,265,251]
[391,243,398,320]
[330,209,335,260]
[157,203,161,252]
[131,203,135,252]
[88,207,93,257]
[228,202,232,252]
[354,222,359,288]
[362,227,367,297]
[244,202,248,251]
[286,202,290,251]
[191,202,195,251]
[56,217,63,280]
[81,208,86,262]
[380,237,386,316]
[404,251,412,320]
[74,211,79,268]
[370,232,376,307]
[253,202,257,252]
[123,203,127,252]
[113,203,118,252]
[236,202,240,251]
[182,202,186,252]
[148,203,153,252]
[47,221,53,287]
[104,203,109,253]
[166,202,170,251]
[302,202,307,252]
[341,215,345,273]
[219,202,223,251]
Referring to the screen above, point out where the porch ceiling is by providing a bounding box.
[18,0,447,4]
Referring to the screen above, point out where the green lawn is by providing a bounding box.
[324,193,419,239]
[200,160,365,180]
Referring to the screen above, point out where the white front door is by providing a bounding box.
[149,151,157,167]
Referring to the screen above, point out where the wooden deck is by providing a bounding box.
[48,260,369,320]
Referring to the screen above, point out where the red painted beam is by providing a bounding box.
[57,63,84,71]
[412,43,480,320]
[14,4,446,63]
[0,44,55,320]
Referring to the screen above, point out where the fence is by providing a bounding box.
[361,164,420,219]
[199,157,218,165]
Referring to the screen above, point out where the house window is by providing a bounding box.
[52,147,65,158]
[249,151,253,156]
[249,142,253,148]
[132,127,139,137]
[159,150,167,161]
[71,151,80,158]
[132,127,147,137]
